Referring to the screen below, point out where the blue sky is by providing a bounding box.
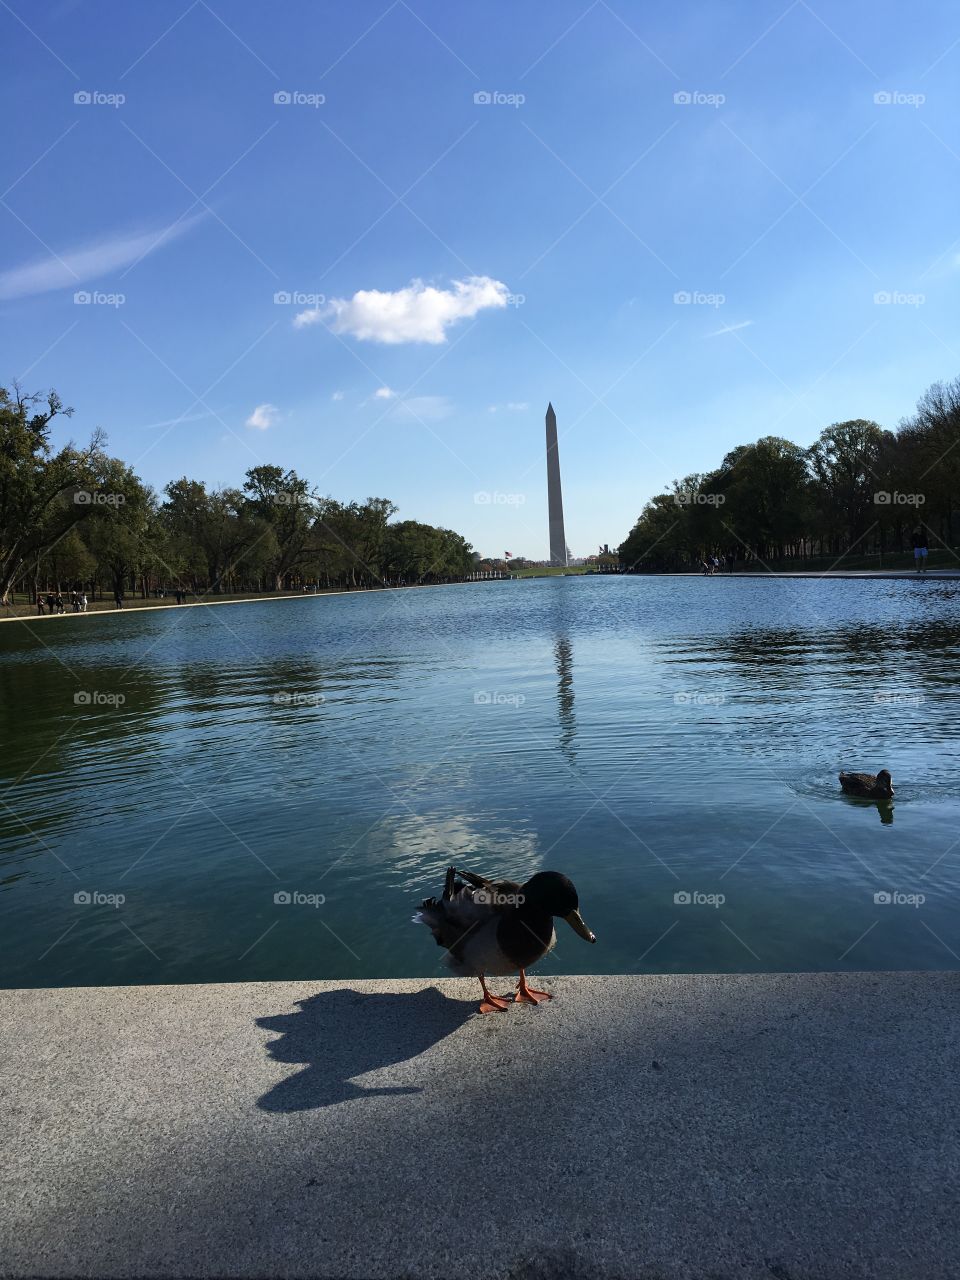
[3,1,959,559]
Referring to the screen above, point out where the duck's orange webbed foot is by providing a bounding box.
[478,976,510,1014]
[514,970,552,1005]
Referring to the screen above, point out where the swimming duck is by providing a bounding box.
[414,866,596,1013]
[839,769,894,800]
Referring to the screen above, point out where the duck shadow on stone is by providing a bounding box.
[256,986,474,1113]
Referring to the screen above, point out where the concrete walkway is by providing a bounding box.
[2,973,959,1279]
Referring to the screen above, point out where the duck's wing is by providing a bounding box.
[415,867,494,948]
[414,866,521,969]
[452,866,524,902]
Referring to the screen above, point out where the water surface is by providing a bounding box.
[2,576,959,987]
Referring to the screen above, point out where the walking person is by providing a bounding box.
[79,592,88,613]
[36,594,45,616]
[114,590,123,609]
[55,593,64,615]
[912,527,928,574]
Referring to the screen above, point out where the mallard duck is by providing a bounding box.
[839,769,894,799]
[414,866,596,1013]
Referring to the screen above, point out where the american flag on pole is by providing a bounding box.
[504,551,512,559]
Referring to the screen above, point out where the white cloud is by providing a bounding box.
[331,390,345,401]
[295,276,509,344]
[246,403,279,430]
[707,320,754,337]
[0,214,205,301]
[374,386,396,400]
[137,409,216,431]
[488,401,528,414]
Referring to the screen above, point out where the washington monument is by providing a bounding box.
[545,402,568,567]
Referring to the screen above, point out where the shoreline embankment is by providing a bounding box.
[4,567,959,626]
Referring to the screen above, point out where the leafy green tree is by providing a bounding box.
[37,527,96,594]
[718,437,811,561]
[162,479,269,593]
[619,493,691,570]
[83,462,157,599]
[0,385,108,603]
[243,465,316,590]
[907,379,960,544]
[807,420,891,555]
[312,497,398,586]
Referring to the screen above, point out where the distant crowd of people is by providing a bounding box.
[696,528,931,575]
[35,586,192,614]
[700,554,734,575]
[36,590,87,615]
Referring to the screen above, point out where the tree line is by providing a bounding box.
[1,385,477,603]
[618,374,960,571]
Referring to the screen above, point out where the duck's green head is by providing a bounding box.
[522,871,596,943]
